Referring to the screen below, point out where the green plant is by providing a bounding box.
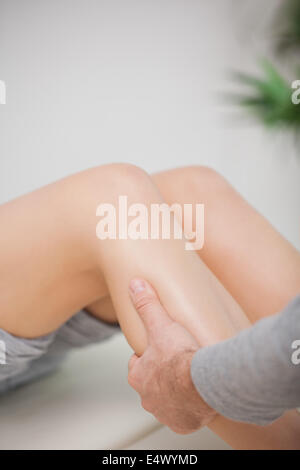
[232,60,300,128]
[232,0,300,129]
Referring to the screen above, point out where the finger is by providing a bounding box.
[129,278,173,339]
[128,353,139,374]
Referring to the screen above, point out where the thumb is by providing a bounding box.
[129,278,173,339]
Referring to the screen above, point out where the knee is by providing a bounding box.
[89,163,154,196]
[67,162,158,259]
[179,165,228,191]
[107,163,151,187]
[156,165,229,199]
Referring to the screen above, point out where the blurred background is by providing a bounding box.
[1,0,300,247]
[0,0,299,450]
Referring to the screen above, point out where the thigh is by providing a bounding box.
[0,168,111,337]
[153,166,300,323]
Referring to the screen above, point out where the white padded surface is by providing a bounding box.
[0,335,159,450]
[0,334,231,450]
[125,426,231,450]
[0,335,230,450]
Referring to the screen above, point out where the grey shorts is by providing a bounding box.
[0,310,120,394]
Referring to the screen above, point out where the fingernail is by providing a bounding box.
[129,279,146,295]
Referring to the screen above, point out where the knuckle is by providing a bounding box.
[128,355,136,371]
[127,371,138,389]
[141,399,153,413]
[134,293,155,314]
[170,426,191,435]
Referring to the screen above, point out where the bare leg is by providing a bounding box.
[153,166,300,322]
[0,164,249,349]
[153,166,300,449]
[89,165,300,449]
[90,165,300,327]
[0,164,298,449]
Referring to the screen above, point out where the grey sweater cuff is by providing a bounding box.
[190,295,300,425]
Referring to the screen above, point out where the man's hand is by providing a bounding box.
[127,278,217,435]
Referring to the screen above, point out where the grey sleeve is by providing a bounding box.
[190,295,300,425]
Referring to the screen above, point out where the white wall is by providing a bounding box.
[1,0,299,250]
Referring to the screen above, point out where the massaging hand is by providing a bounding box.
[127,279,217,434]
